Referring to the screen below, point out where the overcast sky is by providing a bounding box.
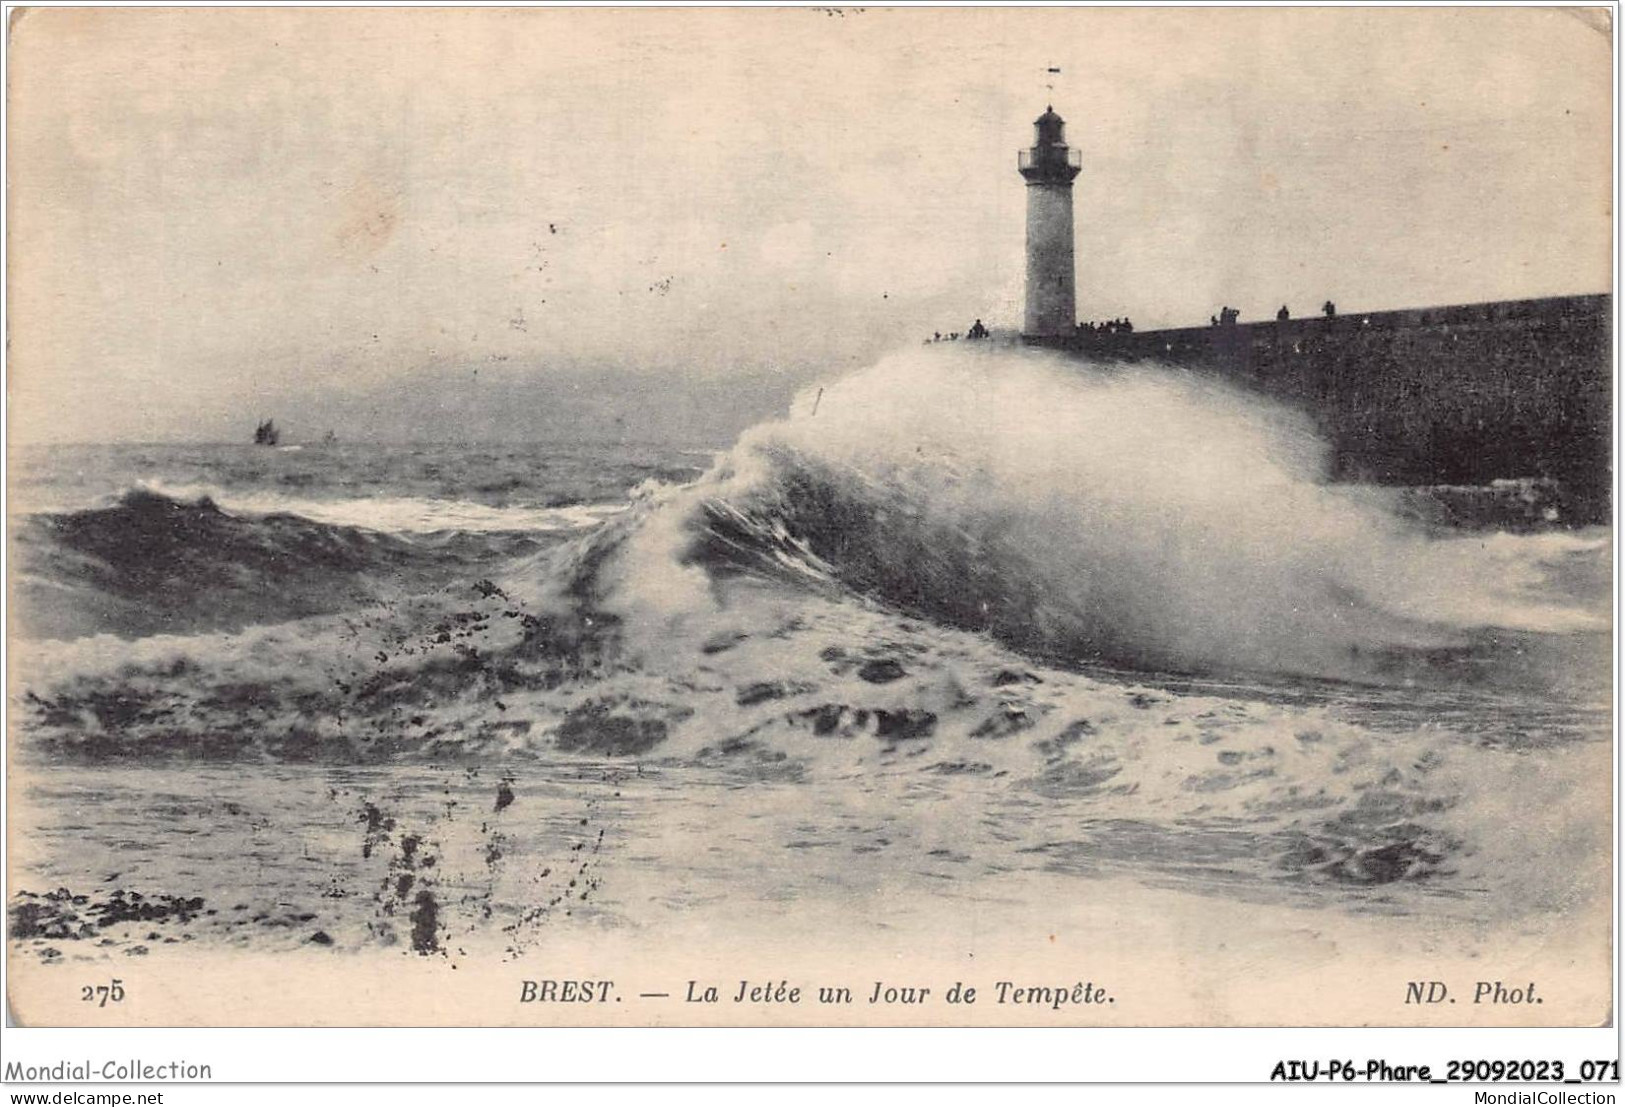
[8,6,1612,444]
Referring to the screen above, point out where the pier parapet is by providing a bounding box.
[1026,293,1612,522]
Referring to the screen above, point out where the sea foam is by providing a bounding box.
[591,344,1607,683]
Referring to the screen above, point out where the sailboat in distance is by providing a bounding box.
[252,418,281,447]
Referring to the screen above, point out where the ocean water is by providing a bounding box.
[7,346,1613,1020]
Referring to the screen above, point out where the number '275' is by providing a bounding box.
[81,980,125,1007]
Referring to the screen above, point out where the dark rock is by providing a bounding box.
[554,702,669,756]
[701,632,747,655]
[409,890,441,955]
[856,659,907,684]
[874,709,936,740]
[736,682,790,707]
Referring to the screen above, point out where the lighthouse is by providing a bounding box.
[1018,106,1082,338]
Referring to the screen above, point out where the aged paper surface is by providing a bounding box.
[5,6,1613,1028]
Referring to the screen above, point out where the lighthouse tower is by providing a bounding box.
[1018,106,1082,338]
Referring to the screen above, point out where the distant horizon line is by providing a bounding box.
[11,436,735,450]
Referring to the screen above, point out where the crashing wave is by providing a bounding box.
[590,345,1607,681]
